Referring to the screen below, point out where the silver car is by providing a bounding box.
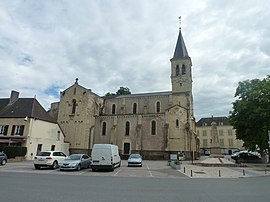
[128,154,142,167]
[60,154,91,171]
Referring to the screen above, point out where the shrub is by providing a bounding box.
[3,146,27,158]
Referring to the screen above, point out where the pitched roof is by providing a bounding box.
[0,98,56,123]
[104,91,172,99]
[171,29,189,60]
[196,116,230,126]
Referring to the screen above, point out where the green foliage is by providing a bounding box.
[3,146,27,158]
[105,87,131,96]
[229,75,270,151]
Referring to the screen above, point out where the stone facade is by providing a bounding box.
[55,28,198,159]
[196,116,244,155]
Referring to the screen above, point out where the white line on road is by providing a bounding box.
[113,169,121,176]
[147,165,153,177]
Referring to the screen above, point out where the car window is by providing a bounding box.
[83,155,89,159]
[60,152,66,157]
[67,155,81,160]
[37,152,51,156]
[53,152,60,156]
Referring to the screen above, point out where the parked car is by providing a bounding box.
[0,152,7,166]
[128,154,142,167]
[60,154,91,171]
[34,151,67,169]
[231,151,262,163]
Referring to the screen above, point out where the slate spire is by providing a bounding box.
[171,28,189,60]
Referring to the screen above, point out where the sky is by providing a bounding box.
[0,0,270,121]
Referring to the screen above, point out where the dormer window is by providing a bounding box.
[203,122,207,126]
[218,122,223,126]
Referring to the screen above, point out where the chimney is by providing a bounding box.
[9,90,19,105]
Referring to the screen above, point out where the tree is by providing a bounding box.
[105,87,131,96]
[229,75,270,152]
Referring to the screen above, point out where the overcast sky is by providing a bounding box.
[0,0,269,121]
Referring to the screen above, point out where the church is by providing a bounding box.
[50,27,198,160]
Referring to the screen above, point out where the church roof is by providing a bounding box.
[105,91,172,99]
[171,29,189,60]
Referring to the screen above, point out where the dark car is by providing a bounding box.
[0,152,7,166]
[231,152,262,163]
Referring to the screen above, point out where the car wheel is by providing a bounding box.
[51,161,58,169]
[34,164,41,169]
[1,159,7,165]
[77,164,81,171]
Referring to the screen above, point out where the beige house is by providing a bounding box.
[55,28,198,159]
[0,91,69,160]
[196,116,244,155]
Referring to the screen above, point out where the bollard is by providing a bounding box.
[191,170,193,177]
[184,167,185,173]
[243,169,245,176]
[219,170,221,177]
[265,169,267,174]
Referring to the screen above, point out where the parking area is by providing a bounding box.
[0,160,187,178]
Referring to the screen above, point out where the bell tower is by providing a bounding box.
[170,27,192,95]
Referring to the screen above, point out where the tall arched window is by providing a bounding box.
[182,64,186,75]
[176,119,179,128]
[151,120,156,135]
[112,104,116,114]
[133,103,137,114]
[125,121,130,136]
[102,122,106,136]
[71,99,77,114]
[156,101,161,113]
[176,65,180,76]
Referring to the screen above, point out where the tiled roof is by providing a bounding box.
[111,91,172,99]
[0,98,56,123]
[196,116,230,126]
[171,29,189,60]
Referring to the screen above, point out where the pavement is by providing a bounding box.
[175,156,270,178]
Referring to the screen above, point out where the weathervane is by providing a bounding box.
[179,16,181,30]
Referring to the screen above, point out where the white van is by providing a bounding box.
[91,144,121,171]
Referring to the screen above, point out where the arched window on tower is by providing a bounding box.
[125,121,130,136]
[176,65,180,76]
[182,64,186,75]
[176,119,179,128]
[71,99,77,114]
[151,120,156,135]
[133,103,137,114]
[112,104,116,114]
[156,101,161,113]
[102,122,106,136]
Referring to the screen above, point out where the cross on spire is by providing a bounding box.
[179,16,181,30]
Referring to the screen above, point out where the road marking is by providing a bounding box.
[113,169,121,176]
[147,165,153,177]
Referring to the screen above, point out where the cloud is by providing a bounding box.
[0,0,270,121]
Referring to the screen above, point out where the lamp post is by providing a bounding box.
[268,130,270,163]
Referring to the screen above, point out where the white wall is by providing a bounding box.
[25,119,69,160]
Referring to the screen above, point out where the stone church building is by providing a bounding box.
[50,28,198,159]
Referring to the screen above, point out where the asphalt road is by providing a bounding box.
[1,160,270,202]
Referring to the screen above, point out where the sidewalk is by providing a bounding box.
[175,159,270,178]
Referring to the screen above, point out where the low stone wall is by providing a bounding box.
[8,156,26,163]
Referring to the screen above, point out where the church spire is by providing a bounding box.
[171,21,189,60]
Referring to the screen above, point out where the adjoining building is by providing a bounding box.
[196,116,244,155]
[0,91,69,160]
[55,27,198,159]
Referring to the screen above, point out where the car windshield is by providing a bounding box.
[37,152,51,156]
[130,154,141,159]
[67,155,81,160]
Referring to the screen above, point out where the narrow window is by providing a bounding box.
[176,65,180,76]
[133,103,137,114]
[73,87,76,95]
[156,101,160,113]
[151,120,156,135]
[36,144,42,155]
[102,122,106,136]
[71,99,77,114]
[11,125,24,136]
[182,64,186,75]
[112,104,116,114]
[0,125,8,135]
[176,119,179,128]
[125,121,130,136]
